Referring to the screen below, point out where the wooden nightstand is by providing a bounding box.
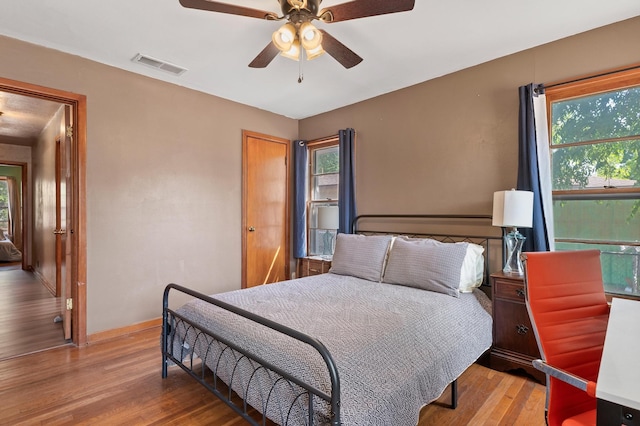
[298,256,332,278]
[490,272,545,383]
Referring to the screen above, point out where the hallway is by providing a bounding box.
[0,264,69,360]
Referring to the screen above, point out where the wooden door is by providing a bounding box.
[242,131,290,288]
[55,106,73,340]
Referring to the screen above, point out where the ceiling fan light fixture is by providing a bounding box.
[287,0,307,10]
[299,22,322,50]
[272,23,297,52]
[280,39,301,61]
[304,44,325,60]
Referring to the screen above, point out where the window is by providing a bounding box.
[0,178,8,234]
[307,137,339,256]
[546,68,640,296]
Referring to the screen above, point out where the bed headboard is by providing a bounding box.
[352,214,503,286]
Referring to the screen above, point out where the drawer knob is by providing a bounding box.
[516,324,529,335]
[516,289,525,298]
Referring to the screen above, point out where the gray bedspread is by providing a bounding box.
[173,272,493,425]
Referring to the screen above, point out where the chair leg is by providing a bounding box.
[450,379,458,409]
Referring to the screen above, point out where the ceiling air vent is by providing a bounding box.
[132,54,187,76]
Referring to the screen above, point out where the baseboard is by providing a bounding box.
[87,318,162,344]
[33,269,55,296]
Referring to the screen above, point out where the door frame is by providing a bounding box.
[241,130,291,288]
[0,76,87,346]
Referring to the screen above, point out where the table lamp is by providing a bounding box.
[317,206,339,256]
[492,189,534,275]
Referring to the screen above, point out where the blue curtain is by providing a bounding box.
[338,129,357,234]
[293,140,308,258]
[517,84,550,252]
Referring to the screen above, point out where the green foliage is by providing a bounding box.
[551,87,640,217]
[314,146,339,174]
[551,87,640,188]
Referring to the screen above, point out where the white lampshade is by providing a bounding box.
[317,206,339,230]
[492,190,534,228]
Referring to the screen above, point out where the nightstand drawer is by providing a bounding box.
[493,278,527,302]
[299,257,332,278]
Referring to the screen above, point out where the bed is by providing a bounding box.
[0,231,22,262]
[162,214,500,425]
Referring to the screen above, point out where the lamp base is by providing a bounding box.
[503,228,526,275]
[322,230,335,256]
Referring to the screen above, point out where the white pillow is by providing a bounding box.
[459,243,485,293]
[329,234,393,282]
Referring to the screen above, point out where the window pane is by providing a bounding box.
[0,180,8,232]
[554,198,640,295]
[308,202,338,256]
[553,199,640,242]
[556,241,640,296]
[313,146,339,174]
[309,228,338,256]
[551,140,640,190]
[551,87,640,145]
[312,174,339,201]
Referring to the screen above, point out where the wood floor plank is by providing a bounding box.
[0,327,547,425]
[0,267,68,361]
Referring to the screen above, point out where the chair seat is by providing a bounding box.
[562,408,596,426]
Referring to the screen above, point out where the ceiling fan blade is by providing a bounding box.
[248,42,280,68]
[179,0,277,20]
[319,30,363,69]
[319,0,415,23]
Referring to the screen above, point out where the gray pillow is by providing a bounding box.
[329,234,393,282]
[382,237,468,297]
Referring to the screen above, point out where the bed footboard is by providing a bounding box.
[161,283,341,426]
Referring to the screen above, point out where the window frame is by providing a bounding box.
[306,136,339,257]
[545,66,640,297]
[546,67,640,203]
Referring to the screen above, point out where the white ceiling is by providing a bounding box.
[0,0,640,128]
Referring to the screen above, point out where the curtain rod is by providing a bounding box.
[539,63,640,92]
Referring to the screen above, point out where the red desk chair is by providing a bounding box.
[523,250,610,426]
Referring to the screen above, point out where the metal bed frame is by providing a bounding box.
[161,214,500,425]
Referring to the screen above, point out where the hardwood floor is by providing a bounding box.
[0,265,69,361]
[0,327,547,425]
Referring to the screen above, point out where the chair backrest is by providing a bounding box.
[523,250,609,426]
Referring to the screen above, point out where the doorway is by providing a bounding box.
[242,130,290,288]
[0,76,87,347]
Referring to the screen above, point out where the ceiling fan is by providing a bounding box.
[179,0,415,69]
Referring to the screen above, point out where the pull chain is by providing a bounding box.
[298,48,304,83]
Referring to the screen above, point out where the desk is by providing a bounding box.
[596,297,640,425]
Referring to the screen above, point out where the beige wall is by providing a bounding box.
[0,16,639,336]
[32,106,64,288]
[0,35,298,335]
[299,16,640,218]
